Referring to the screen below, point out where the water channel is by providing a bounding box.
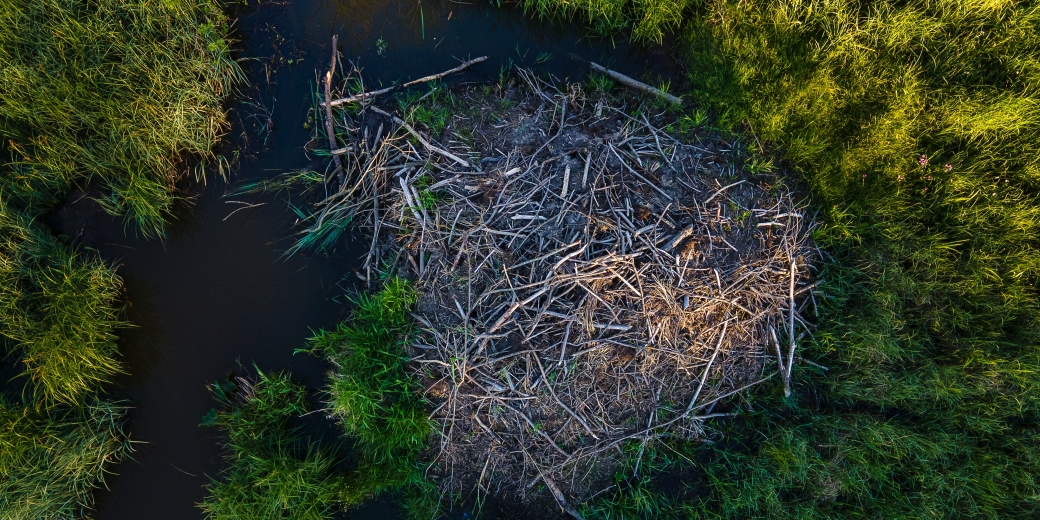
[77,1,678,517]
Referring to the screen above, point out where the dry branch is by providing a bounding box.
[323,35,344,185]
[367,106,471,168]
[327,56,488,107]
[590,61,682,105]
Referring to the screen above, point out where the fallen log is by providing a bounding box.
[589,61,682,105]
[326,56,488,107]
[323,35,345,185]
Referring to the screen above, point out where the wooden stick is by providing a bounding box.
[399,177,426,230]
[589,61,682,105]
[324,35,345,185]
[368,106,472,168]
[581,153,591,188]
[770,326,786,379]
[541,471,585,520]
[703,179,747,205]
[364,170,380,286]
[785,259,797,397]
[327,56,488,107]
[685,320,729,414]
[561,164,570,198]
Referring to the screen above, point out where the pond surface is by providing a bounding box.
[84,0,675,518]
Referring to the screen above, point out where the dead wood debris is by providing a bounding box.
[311,66,817,513]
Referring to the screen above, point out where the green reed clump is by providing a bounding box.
[306,277,437,518]
[539,0,1040,517]
[0,196,126,406]
[398,85,456,136]
[0,198,130,519]
[199,370,344,520]
[520,0,686,43]
[0,398,131,520]
[578,440,690,520]
[0,0,242,235]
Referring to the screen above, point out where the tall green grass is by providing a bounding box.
[0,0,241,517]
[520,0,685,43]
[306,277,438,519]
[0,0,242,235]
[524,0,1040,516]
[199,370,344,520]
[0,398,131,520]
[202,279,437,519]
[680,2,1040,515]
[0,196,126,406]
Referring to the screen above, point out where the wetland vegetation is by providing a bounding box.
[287,0,1040,517]
[198,371,343,520]
[538,0,1040,517]
[2,0,1038,518]
[0,0,238,517]
[295,67,816,517]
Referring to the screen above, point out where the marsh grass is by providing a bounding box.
[521,0,685,43]
[0,398,131,520]
[305,277,437,518]
[0,0,240,517]
[199,370,344,520]
[397,85,456,136]
[0,197,127,406]
[0,0,243,235]
[575,440,693,519]
[0,199,131,519]
[227,170,325,199]
[532,0,1040,516]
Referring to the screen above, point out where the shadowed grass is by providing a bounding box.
[199,370,344,520]
[305,277,438,519]
[523,0,1040,517]
[397,84,456,136]
[0,0,243,235]
[577,440,690,520]
[0,398,131,520]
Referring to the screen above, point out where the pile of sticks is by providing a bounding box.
[315,63,816,515]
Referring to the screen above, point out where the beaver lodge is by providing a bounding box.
[301,61,817,517]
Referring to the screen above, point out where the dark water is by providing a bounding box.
[81,1,674,518]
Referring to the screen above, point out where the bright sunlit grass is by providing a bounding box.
[0,0,242,236]
[0,197,127,406]
[524,0,1040,517]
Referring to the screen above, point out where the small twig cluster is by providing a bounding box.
[314,65,817,515]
